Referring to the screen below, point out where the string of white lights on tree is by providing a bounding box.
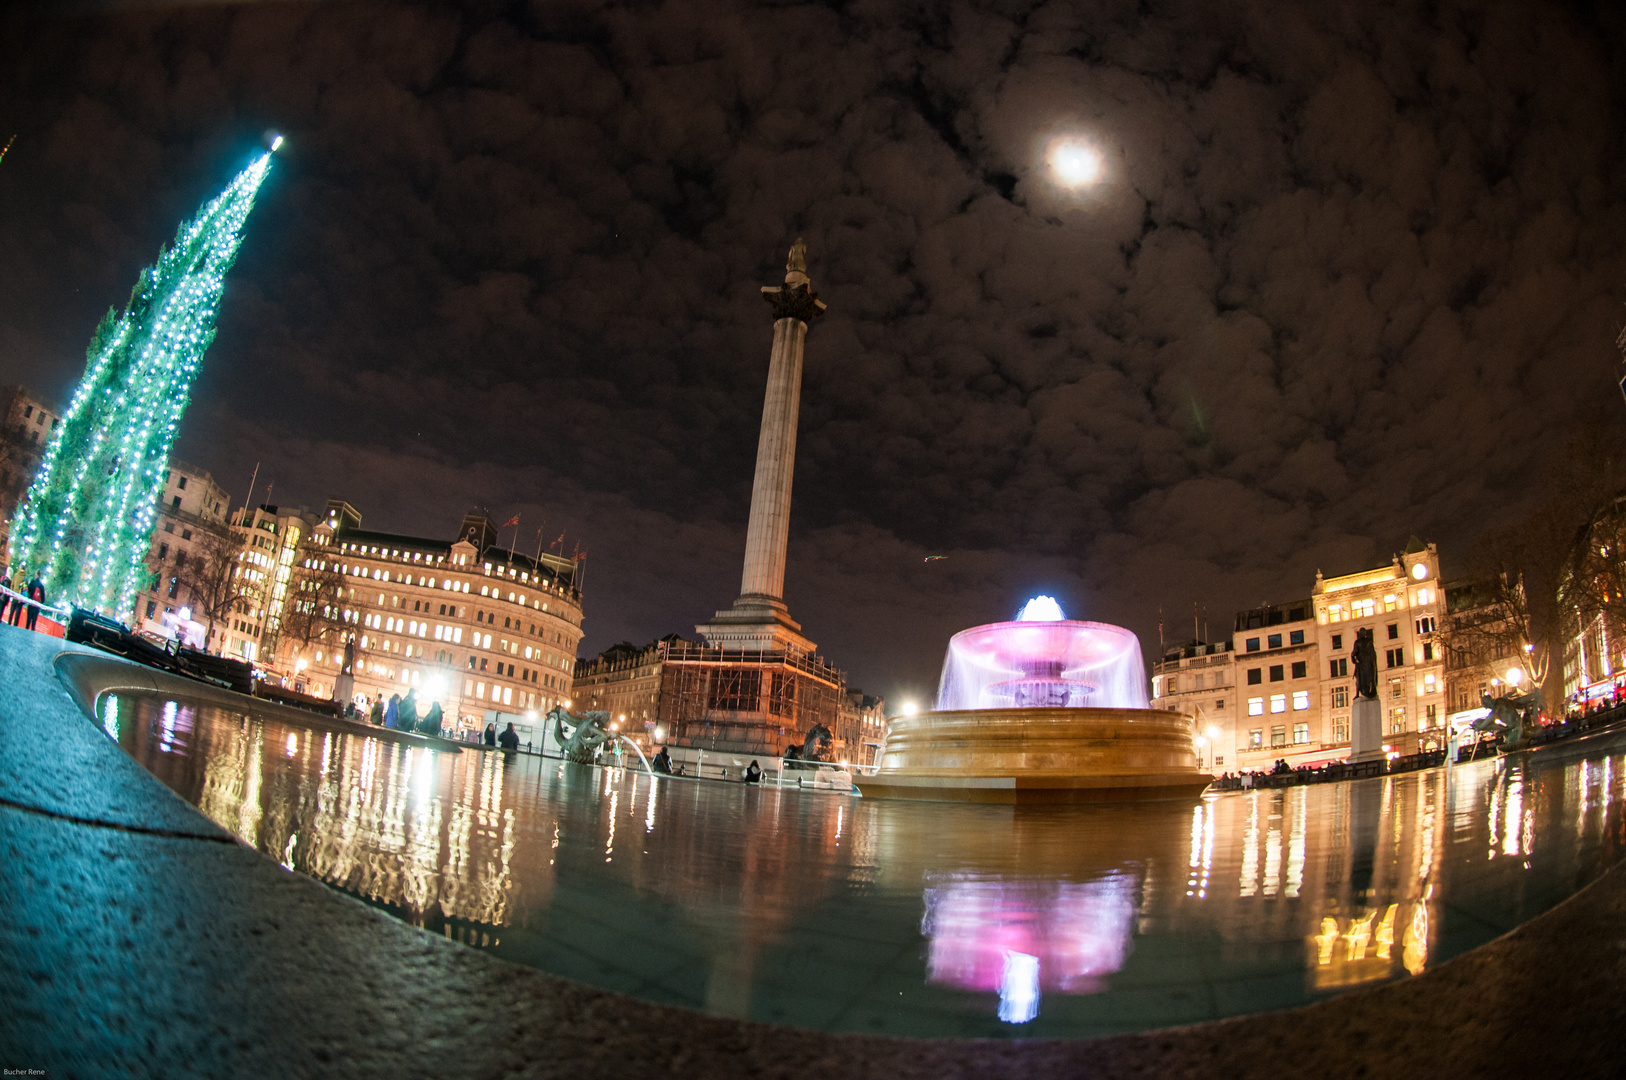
[6,143,278,616]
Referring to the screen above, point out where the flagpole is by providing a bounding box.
[534,525,545,568]
[507,514,518,569]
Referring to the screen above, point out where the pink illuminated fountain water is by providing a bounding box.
[935,596,1149,712]
[856,595,1208,803]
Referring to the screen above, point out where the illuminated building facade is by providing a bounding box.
[1154,541,1449,770]
[1314,543,1446,758]
[0,386,61,555]
[132,460,231,645]
[283,503,584,729]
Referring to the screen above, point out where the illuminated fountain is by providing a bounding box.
[856,597,1209,803]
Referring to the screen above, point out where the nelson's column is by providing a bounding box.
[696,238,827,654]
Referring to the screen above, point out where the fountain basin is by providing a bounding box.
[856,706,1210,803]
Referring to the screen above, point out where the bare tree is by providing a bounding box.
[278,560,351,667]
[149,526,254,650]
[1444,421,1626,709]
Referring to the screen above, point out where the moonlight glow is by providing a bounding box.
[1046,138,1101,188]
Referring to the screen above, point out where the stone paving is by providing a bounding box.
[3,618,1625,1078]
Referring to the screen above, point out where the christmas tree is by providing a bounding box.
[7,144,277,615]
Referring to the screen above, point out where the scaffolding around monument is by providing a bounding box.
[659,641,845,756]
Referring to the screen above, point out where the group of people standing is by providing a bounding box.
[365,688,444,737]
[0,567,47,631]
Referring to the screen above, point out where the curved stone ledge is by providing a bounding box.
[54,647,463,754]
[2,622,1624,1078]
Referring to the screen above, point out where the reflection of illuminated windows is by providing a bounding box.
[1390,708,1406,733]
[1293,722,1310,744]
[1332,686,1349,709]
[1248,697,1264,716]
[1249,728,1263,747]
[1270,694,1287,713]
[1271,725,1286,746]
[1292,691,1310,710]
[1334,721,1349,742]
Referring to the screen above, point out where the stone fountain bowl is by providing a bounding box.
[855,706,1211,804]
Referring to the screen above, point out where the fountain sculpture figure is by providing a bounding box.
[857,597,1209,803]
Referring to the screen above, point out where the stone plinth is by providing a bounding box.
[1350,695,1384,762]
[856,706,1212,803]
[694,595,814,655]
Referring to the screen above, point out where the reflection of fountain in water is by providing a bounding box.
[934,596,1149,712]
[920,871,1137,1022]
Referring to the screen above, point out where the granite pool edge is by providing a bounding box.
[4,627,1623,1079]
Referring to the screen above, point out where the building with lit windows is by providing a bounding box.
[1151,639,1236,772]
[0,385,63,555]
[1233,600,1320,768]
[283,503,584,732]
[1314,541,1446,758]
[223,504,317,663]
[1153,540,1449,771]
[132,460,232,646]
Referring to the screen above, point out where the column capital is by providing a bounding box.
[761,282,826,324]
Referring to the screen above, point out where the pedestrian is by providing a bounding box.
[651,746,673,774]
[399,688,419,732]
[498,722,520,750]
[0,568,11,624]
[8,568,27,626]
[24,573,45,631]
[744,759,762,784]
[369,696,384,726]
[384,693,401,729]
[423,701,444,737]
[483,722,497,747]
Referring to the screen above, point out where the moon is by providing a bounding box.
[1046,137,1102,188]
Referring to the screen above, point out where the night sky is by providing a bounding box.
[3,1,1625,707]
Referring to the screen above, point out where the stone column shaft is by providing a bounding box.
[739,316,807,601]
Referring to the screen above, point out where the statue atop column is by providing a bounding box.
[1352,627,1377,699]
[761,237,826,324]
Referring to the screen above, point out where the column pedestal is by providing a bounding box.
[1349,696,1384,763]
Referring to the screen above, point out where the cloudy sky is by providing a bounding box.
[3,0,1625,705]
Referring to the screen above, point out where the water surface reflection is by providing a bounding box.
[103,694,1626,1038]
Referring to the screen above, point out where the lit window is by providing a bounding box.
[1352,599,1375,618]
[1270,694,1286,714]
[1292,690,1310,710]
[1248,729,1263,748]
[1293,723,1309,744]
[502,687,513,705]
[476,682,486,699]
[1248,697,1264,716]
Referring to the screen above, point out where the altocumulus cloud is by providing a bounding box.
[1,0,1624,699]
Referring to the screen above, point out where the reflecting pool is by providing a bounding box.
[100,692,1626,1039]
